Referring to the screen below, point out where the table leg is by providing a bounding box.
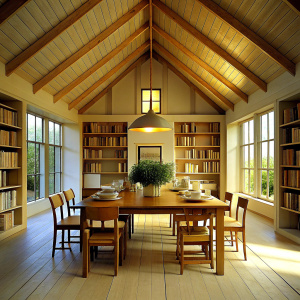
[79,208,86,252]
[215,208,224,275]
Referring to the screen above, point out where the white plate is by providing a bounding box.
[96,192,118,196]
[181,195,214,201]
[91,195,122,201]
[169,187,191,191]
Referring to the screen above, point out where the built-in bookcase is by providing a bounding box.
[82,122,128,197]
[276,98,300,243]
[174,122,221,197]
[0,100,24,240]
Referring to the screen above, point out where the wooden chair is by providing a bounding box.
[82,207,124,277]
[223,192,234,245]
[177,209,214,274]
[49,193,81,257]
[214,196,249,260]
[63,188,77,215]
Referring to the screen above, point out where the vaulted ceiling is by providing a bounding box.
[0,0,299,114]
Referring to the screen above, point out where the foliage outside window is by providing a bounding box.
[141,89,161,114]
[27,114,45,202]
[49,121,62,195]
[240,110,274,202]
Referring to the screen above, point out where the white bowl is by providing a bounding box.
[98,192,119,199]
[101,186,115,193]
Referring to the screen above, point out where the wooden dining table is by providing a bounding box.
[72,187,229,275]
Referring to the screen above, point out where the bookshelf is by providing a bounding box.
[276,98,300,243]
[174,122,221,197]
[82,122,128,197]
[0,100,24,240]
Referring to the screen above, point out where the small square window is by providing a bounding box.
[141,89,161,114]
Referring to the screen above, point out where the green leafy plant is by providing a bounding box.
[129,160,175,187]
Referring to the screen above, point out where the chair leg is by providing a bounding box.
[132,215,134,233]
[210,239,214,269]
[169,214,172,228]
[235,231,239,252]
[128,215,132,239]
[124,224,127,259]
[180,234,184,275]
[242,230,247,261]
[176,223,180,259]
[119,235,123,266]
[68,229,71,244]
[230,231,233,246]
[52,229,57,257]
[172,216,176,236]
[115,241,119,276]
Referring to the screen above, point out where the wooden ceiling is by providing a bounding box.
[0,0,299,114]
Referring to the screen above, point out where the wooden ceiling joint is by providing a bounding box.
[33,0,149,94]
[153,24,248,103]
[0,0,32,25]
[153,41,234,111]
[196,0,295,75]
[52,22,149,103]
[68,41,150,110]
[79,53,149,114]
[281,0,300,16]
[152,0,268,93]
[5,0,105,76]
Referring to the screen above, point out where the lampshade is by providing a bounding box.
[129,109,172,132]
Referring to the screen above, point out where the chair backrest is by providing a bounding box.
[183,209,214,234]
[236,197,249,227]
[49,193,64,225]
[63,188,76,216]
[224,192,233,217]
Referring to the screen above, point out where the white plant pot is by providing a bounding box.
[143,184,160,197]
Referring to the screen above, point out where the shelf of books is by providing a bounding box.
[174,122,221,197]
[277,98,300,243]
[82,122,128,197]
[0,100,24,241]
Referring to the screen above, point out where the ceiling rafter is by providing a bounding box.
[281,0,300,16]
[52,23,149,103]
[196,0,295,75]
[153,41,234,111]
[153,24,248,103]
[152,0,268,92]
[5,0,105,76]
[0,0,32,25]
[68,41,150,110]
[79,53,149,114]
[153,52,225,114]
[33,0,149,94]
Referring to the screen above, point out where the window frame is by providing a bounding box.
[239,110,274,202]
[141,89,161,114]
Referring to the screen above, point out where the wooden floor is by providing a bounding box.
[0,210,300,300]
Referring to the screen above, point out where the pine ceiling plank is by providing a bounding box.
[154,24,247,102]
[153,51,225,114]
[195,0,295,75]
[0,31,23,61]
[281,0,300,16]
[68,41,149,110]
[32,0,148,93]
[0,0,31,25]
[52,23,148,102]
[5,0,105,76]
[152,0,267,92]
[78,52,149,114]
[154,40,234,111]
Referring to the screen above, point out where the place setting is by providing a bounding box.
[180,190,214,202]
[91,186,122,201]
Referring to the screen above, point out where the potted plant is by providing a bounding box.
[129,160,175,197]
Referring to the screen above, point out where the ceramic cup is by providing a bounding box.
[190,191,201,199]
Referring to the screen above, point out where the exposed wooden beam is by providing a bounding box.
[33,1,149,94]
[153,52,225,114]
[79,53,149,114]
[0,0,31,25]
[5,0,105,76]
[152,0,267,92]
[153,41,234,111]
[69,41,149,110]
[196,0,295,75]
[153,24,248,103]
[48,23,148,101]
[281,0,300,16]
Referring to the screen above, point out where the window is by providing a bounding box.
[27,114,45,202]
[27,114,63,202]
[141,89,161,114]
[49,121,62,195]
[240,110,274,202]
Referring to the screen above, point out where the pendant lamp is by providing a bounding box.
[129,0,171,133]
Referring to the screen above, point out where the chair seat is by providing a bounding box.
[213,216,242,228]
[179,226,210,242]
[89,231,122,245]
[58,215,80,226]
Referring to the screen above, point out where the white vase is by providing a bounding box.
[143,184,160,197]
